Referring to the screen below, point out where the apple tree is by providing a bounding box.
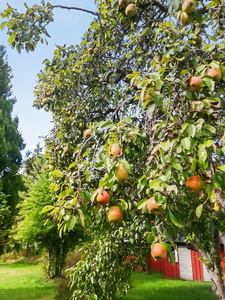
[2,0,225,299]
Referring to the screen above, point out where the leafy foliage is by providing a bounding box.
[2,0,225,298]
[15,153,84,277]
[0,45,24,251]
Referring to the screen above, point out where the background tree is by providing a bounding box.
[2,0,225,299]
[0,45,24,252]
[15,152,85,277]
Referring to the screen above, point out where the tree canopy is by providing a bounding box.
[0,45,24,250]
[2,0,225,299]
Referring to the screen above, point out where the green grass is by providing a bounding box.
[0,261,56,300]
[0,261,218,300]
[119,271,217,300]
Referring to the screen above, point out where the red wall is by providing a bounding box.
[191,250,204,281]
[147,256,180,279]
[147,246,225,282]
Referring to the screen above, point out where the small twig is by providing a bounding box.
[50,5,99,17]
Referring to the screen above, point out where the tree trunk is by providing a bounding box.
[190,229,225,300]
[54,244,62,277]
[47,247,52,277]
[26,242,30,257]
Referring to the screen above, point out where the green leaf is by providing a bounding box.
[171,163,183,171]
[205,124,216,133]
[181,137,191,150]
[149,180,164,192]
[41,205,54,214]
[146,233,154,244]
[198,148,207,162]
[218,165,225,172]
[120,159,133,174]
[8,34,15,44]
[66,216,77,231]
[204,140,213,148]
[68,162,76,170]
[137,198,148,210]
[138,175,147,192]
[166,185,178,195]
[196,204,203,218]
[118,199,128,212]
[168,251,175,265]
[91,190,98,203]
[208,191,217,203]
[51,170,64,177]
[142,27,150,35]
[167,209,182,227]
[153,94,163,105]
[0,21,7,30]
[161,242,171,251]
[155,79,163,91]
[191,159,197,172]
[186,124,196,138]
[101,120,113,129]
[77,209,85,226]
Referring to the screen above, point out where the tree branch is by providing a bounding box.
[138,0,168,14]
[50,5,99,17]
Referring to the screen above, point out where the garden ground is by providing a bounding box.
[0,261,218,300]
[0,261,56,300]
[121,271,217,300]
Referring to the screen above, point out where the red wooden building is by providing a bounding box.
[147,244,225,282]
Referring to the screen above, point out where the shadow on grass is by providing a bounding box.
[0,286,55,300]
[117,272,217,300]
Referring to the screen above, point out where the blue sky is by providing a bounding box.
[0,1,96,157]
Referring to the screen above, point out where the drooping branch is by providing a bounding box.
[50,5,99,17]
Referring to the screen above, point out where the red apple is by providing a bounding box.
[188,76,202,92]
[115,164,128,183]
[88,47,94,54]
[125,3,137,17]
[109,144,121,156]
[128,131,137,138]
[182,0,196,13]
[206,68,221,82]
[147,197,164,215]
[96,191,110,205]
[191,101,205,112]
[151,243,167,260]
[42,98,48,104]
[108,206,123,222]
[186,175,205,192]
[180,12,193,26]
[84,128,91,139]
[119,0,131,8]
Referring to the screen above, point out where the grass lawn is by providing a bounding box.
[0,261,218,300]
[0,261,56,300]
[120,271,218,300]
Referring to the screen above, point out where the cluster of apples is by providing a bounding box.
[94,143,129,223]
[119,0,137,18]
[146,198,169,260]
[42,90,51,104]
[188,68,222,93]
[188,67,223,119]
[180,0,196,26]
[147,174,205,261]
